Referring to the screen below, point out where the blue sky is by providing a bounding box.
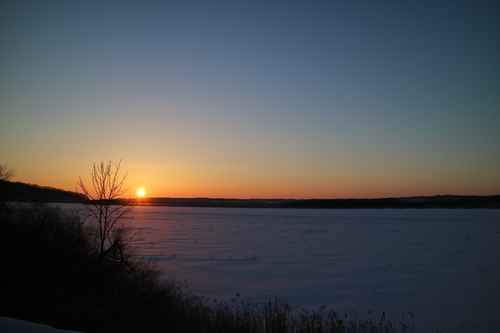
[1,1,499,198]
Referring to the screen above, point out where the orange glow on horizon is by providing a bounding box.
[10,161,500,201]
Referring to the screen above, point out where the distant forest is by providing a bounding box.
[284,196,500,209]
[132,196,500,208]
[1,180,499,208]
[0,180,83,203]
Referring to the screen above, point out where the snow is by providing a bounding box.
[0,316,82,333]
[65,204,500,333]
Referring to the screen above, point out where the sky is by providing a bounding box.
[1,0,499,199]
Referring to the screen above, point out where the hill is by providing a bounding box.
[0,180,84,203]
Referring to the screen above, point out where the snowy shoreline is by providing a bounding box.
[0,316,82,333]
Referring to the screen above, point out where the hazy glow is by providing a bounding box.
[1,2,499,199]
[137,188,146,197]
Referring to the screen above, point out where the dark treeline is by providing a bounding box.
[129,195,500,208]
[283,195,500,209]
[0,180,84,203]
[1,179,499,208]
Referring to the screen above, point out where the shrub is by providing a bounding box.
[0,203,183,332]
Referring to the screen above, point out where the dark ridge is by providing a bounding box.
[1,180,499,208]
[0,180,84,203]
[127,197,297,208]
[127,195,500,208]
[284,195,500,209]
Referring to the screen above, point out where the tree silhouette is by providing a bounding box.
[0,163,16,181]
[77,160,135,263]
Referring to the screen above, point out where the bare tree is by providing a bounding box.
[77,160,135,262]
[0,163,16,181]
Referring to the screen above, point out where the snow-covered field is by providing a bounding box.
[67,205,500,332]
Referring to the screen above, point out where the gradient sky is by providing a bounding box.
[1,1,499,199]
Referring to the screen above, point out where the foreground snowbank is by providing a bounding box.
[0,317,82,333]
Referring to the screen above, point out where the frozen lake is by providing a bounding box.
[63,204,500,332]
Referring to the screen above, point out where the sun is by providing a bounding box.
[137,188,146,197]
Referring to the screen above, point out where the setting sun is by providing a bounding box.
[137,188,146,197]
